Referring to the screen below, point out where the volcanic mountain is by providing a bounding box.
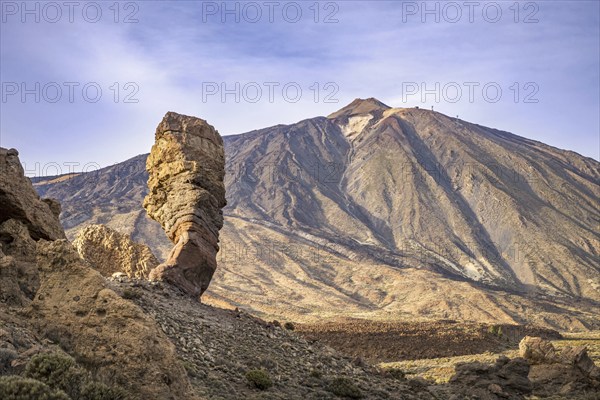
[34,99,600,330]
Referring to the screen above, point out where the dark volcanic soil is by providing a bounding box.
[297,320,561,363]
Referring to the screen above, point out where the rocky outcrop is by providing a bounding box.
[33,239,197,400]
[0,148,65,241]
[449,356,532,399]
[73,224,159,279]
[519,336,600,396]
[143,112,226,298]
[518,336,558,364]
[0,146,198,399]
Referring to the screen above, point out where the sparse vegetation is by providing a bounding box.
[0,375,70,400]
[380,350,520,383]
[384,367,405,380]
[79,381,127,400]
[0,348,18,372]
[487,325,504,339]
[122,288,141,300]
[245,369,273,390]
[284,322,295,331]
[328,377,363,399]
[181,360,202,378]
[23,352,126,400]
[24,352,83,395]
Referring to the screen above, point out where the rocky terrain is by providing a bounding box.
[33,99,600,331]
[0,144,528,399]
[2,98,600,398]
[0,147,196,399]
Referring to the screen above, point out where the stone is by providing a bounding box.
[143,112,226,298]
[518,336,558,364]
[0,219,37,261]
[73,224,159,279]
[519,337,600,397]
[0,148,65,241]
[559,345,597,374]
[449,356,532,399]
[42,198,61,219]
[0,219,40,302]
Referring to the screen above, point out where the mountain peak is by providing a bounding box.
[328,97,391,119]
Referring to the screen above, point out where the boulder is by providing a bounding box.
[560,345,597,375]
[518,335,558,364]
[73,224,159,279]
[449,356,532,399]
[143,112,226,298]
[519,336,600,396]
[0,148,65,241]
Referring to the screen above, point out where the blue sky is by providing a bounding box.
[1,1,599,175]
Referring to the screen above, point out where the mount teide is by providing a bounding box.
[34,99,600,330]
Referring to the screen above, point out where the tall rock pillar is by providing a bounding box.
[143,112,226,298]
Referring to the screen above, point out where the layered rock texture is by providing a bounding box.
[33,99,600,330]
[143,112,227,298]
[73,224,159,279]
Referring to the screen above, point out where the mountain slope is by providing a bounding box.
[34,99,600,330]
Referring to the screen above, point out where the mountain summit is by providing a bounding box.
[328,97,391,118]
[35,100,600,330]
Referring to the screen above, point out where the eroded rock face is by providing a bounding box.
[0,148,65,241]
[73,224,159,279]
[519,336,600,396]
[143,112,226,298]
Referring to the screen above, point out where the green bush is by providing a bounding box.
[328,377,363,399]
[0,348,18,372]
[487,325,503,338]
[79,381,126,400]
[24,353,83,393]
[0,375,70,400]
[245,369,273,390]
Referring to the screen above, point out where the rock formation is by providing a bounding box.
[73,224,159,279]
[518,336,558,364]
[519,336,600,396]
[0,148,65,241]
[0,146,197,399]
[449,356,532,399]
[0,148,63,307]
[143,112,226,298]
